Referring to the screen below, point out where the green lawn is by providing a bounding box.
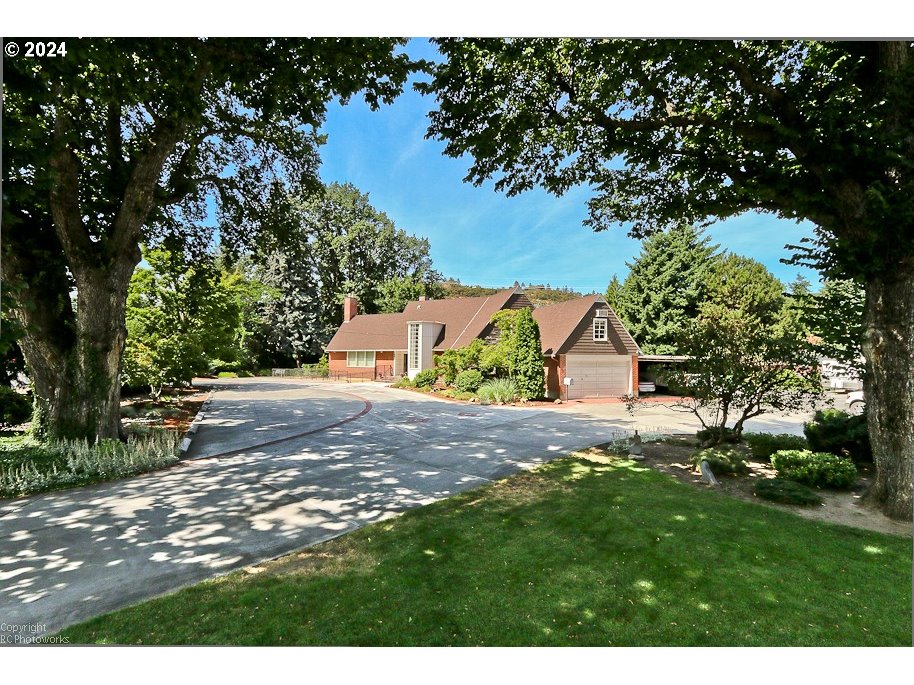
[61,451,912,646]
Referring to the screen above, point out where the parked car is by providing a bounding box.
[846,390,865,415]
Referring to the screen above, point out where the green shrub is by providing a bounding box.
[392,377,414,389]
[771,449,858,489]
[803,409,871,462]
[477,378,518,404]
[436,340,486,385]
[0,431,180,498]
[435,350,462,386]
[412,369,439,388]
[695,426,741,445]
[217,371,239,378]
[511,309,545,399]
[754,478,824,506]
[0,387,32,426]
[454,369,484,393]
[690,446,749,475]
[120,404,139,418]
[743,433,808,460]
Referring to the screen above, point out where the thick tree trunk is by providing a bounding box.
[22,261,136,441]
[861,273,914,520]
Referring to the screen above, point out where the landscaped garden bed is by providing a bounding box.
[621,434,909,537]
[0,388,206,499]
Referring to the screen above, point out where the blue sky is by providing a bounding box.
[319,38,817,293]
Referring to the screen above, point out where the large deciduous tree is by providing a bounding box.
[801,279,867,374]
[3,38,416,440]
[300,182,439,328]
[668,255,822,444]
[423,39,914,519]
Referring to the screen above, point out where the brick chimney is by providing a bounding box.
[343,294,359,322]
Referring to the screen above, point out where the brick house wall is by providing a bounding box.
[328,350,395,378]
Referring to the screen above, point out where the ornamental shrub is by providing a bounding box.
[412,369,439,388]
[770,449,858,489]
[803,408,871,462]
[511,308,545,399]
[754,478,823,506]
[690,446,749,475]
[477,378,518,404]
[743,432,808,460]
[695,426,741,445]
[454,369,484,393]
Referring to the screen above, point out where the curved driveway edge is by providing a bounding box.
[183,381,372,461]
[1,376,811,640]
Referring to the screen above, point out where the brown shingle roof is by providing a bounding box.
[326,288,641,357]
[533,295,640,356]
[325,288,520,352]
[325,312,409,351]
[402,288,518,350]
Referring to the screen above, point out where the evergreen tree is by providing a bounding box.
[604,274,623,312]
[617,224,718,354]
[511,308,545,400]
[253,251,322,366]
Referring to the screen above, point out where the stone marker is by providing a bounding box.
[700,460,720,485]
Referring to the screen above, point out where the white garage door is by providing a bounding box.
[565,355,631,399]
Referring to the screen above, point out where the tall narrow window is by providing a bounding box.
[593,318,608,341]
[409,323,420,370]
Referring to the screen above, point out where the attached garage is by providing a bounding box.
[564,354,632,399]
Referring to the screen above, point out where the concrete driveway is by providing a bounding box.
[0,379,620,639]
[0,377,815,639]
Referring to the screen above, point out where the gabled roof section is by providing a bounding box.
[533,295,640,356]
[401,287,520,350]
[325,287,523,352]
[324,312,408,351]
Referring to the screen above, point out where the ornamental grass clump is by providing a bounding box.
[0,431,181,498]
[477,378,518,404]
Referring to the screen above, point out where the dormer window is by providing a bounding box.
[593,317,608,341]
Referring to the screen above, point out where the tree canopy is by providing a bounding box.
[2,38,418,439]
[669,257,821,444]
[422,39,914,518]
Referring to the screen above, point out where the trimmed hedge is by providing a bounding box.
[803,409,871,463]
[743,433,808,461]
[454,369,484,394]
[754,478,824,506]
[770,449,858,489]
[690,446,749,476]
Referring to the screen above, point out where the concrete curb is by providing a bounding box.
[180,390,214,455]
